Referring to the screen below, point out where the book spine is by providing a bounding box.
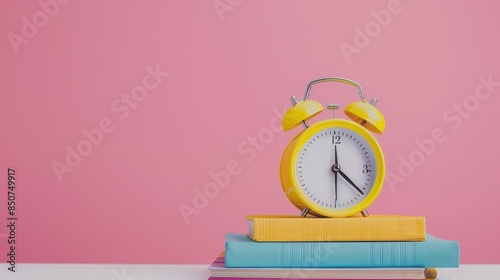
[252,217,426,241]
[225,238,459,268]
[209,278,415,280]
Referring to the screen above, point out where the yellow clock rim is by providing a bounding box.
[288,119,385,217]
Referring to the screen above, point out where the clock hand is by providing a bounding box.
[338,170,364,195]
[334,171,338,204]
[334,145,338,165]
[334,145,338,203]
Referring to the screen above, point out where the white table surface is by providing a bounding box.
[0,264,499,280]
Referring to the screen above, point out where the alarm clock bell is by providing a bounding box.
[283,78,385,134]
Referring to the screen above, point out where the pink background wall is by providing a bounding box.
[1,0,500,264]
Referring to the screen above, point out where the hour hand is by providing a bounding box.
[338,170,364,195]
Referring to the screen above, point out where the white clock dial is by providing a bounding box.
[295,127,377,210]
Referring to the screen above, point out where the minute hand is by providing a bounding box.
[338,170,364,195]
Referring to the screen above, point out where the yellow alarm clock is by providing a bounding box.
[280,77,386,218]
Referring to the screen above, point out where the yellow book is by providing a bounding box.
[247,215,426,241]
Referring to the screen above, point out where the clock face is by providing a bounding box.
[295,127,377,210]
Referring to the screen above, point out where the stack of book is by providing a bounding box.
[209,215,459,280]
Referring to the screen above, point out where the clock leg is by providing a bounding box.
[301,207,310,217]
[361,209,369,217]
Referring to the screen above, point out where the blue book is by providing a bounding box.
[225,234,459,268]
